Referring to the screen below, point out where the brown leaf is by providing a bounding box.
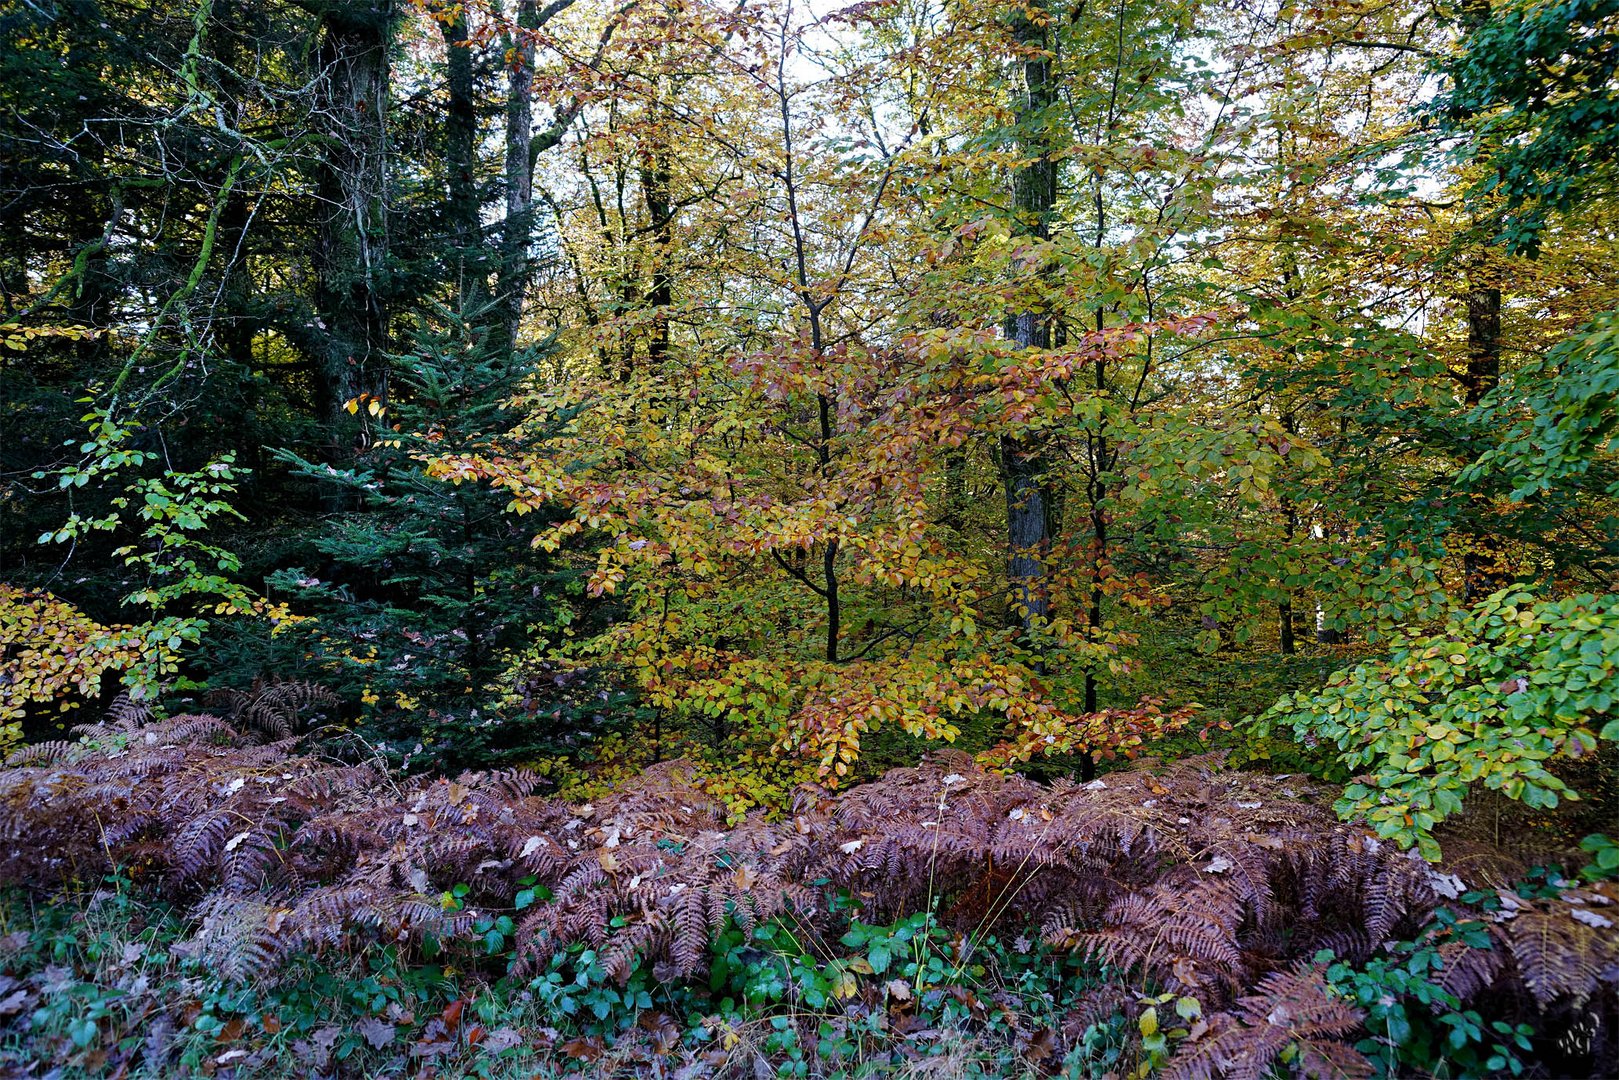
[1022,1026,1058,1061]
[562,1035,605,1061]
[480,1026,524,1054]
[638,1011,680,1054]
[356,1016,395,1050]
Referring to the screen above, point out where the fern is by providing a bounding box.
[0,691,1610,1074]
[1166,966,1370,1080]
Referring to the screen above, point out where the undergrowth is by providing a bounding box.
[0,697,1615,1077]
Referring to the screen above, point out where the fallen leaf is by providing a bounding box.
[356,1016,395,1049]
[480,1026,524,1054]
[561,1036,605,1061]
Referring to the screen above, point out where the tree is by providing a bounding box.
[260,302,580,766]
[1434,0,1619,255]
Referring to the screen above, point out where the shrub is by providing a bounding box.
[1255,590,1619,859]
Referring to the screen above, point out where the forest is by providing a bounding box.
[0,0,1617,1075]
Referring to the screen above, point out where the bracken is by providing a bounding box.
[1,698,1615,1074]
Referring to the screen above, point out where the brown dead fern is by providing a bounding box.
[1,699,1609,1071]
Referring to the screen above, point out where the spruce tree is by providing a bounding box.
[252,300,617,767]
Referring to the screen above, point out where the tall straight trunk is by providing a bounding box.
[62,2,116,370]
[928,306,968,536]
[497,0,538,355]
[1461,285,1505,601]
[639,134,673,369]
[1002,0,1055,633]
[440,2,480,294]
[311,2,393,470]
[1278,412,1297,655]
[775,44,840,662]
[1278,540,1297,653]
[217,186,262,467]
[1083,307,1106,716]
[1275,251,1306,656]
[215,0,262,452]
[1461,287,1501,407]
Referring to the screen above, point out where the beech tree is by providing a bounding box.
[2,0,1615,793]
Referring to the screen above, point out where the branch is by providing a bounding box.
[769,547,830,598]
[528,0,640,170]
[1328,39,1436,58]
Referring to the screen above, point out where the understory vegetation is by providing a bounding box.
[1,697,1616,1077]
[3,0,1619,1074]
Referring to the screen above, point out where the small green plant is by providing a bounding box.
[1318,909,1533,1079]
[1577,833,1619,882]
[1255,589,1619,859]
[19,402,282,711]
[1133,992,1203,1076]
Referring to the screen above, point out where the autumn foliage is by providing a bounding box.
[2,699,1616,1074]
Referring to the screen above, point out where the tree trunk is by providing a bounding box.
[311,2,393,471]
[1312,521,1343,643]
[639,135,673,369]
[497,0,538,355]
[1461,285,1505,601]
[1462,287,1501,408]
[1278,412,1297,655]
[1002,0,1055,633]
[440,1,481,295]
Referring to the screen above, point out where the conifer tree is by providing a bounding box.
[257,301,600,765]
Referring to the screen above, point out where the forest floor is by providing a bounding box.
[0,708,1614,1079]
